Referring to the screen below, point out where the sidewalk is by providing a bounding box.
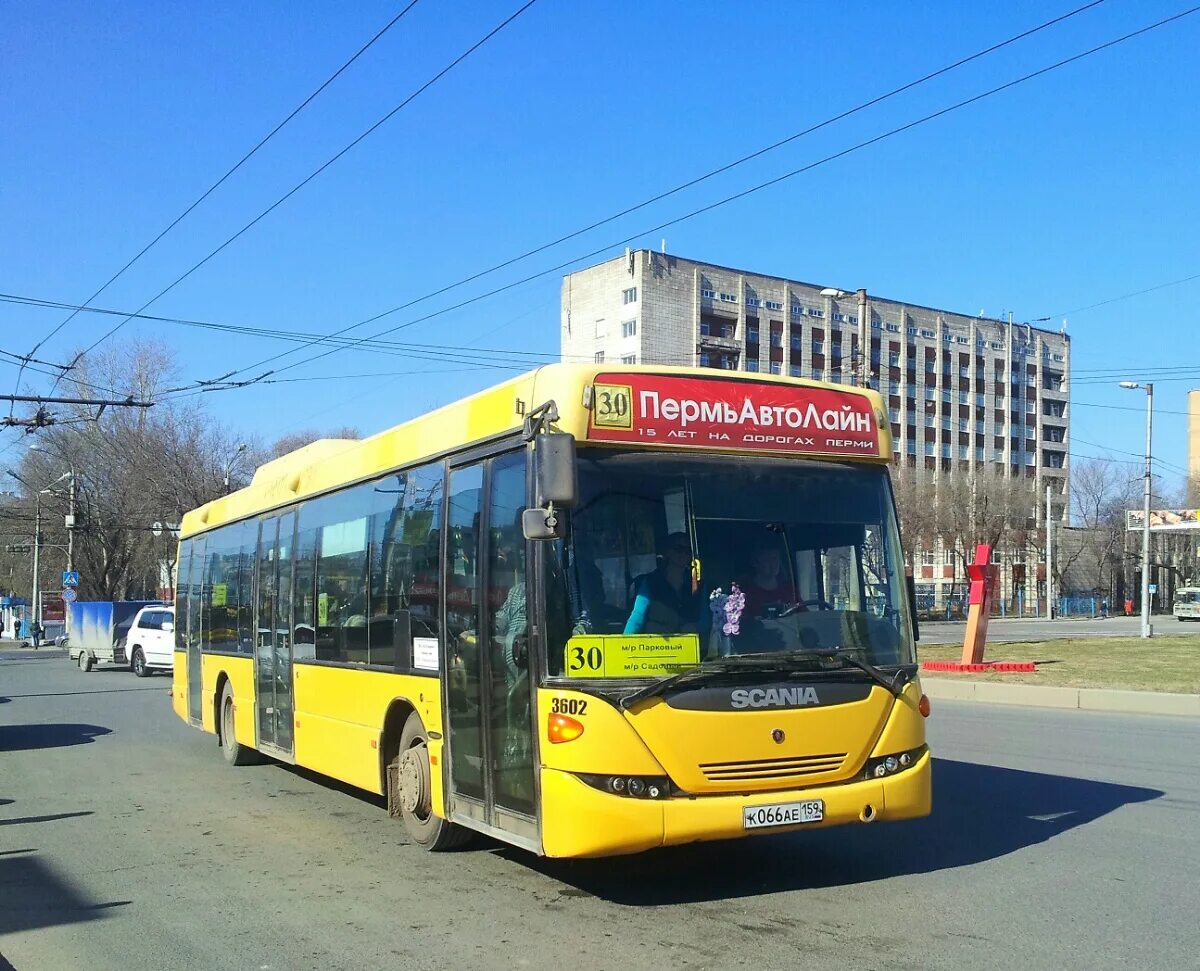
[923,677,1200,717]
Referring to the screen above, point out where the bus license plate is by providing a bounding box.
[743,799,825,830]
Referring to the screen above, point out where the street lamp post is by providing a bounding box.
[223,443,249,494]
[820,287,870,386]
[1120,381,1154,638]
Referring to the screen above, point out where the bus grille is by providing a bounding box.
[699,753,847,783]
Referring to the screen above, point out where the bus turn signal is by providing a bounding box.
[548,713,585,744]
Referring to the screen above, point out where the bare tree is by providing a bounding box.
[13,341,260,601]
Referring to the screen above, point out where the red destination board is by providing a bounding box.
[588,373,881,456]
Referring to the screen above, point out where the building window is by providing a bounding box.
[812,340,825,354]
[956,336,969,345]
[889,407,900,422]
[886,323,899,333]
[925,416,934,428]
[925,442,934,456]
[621,354,636,365]
[924,388,935,402]
[808,308,824,318]
[770,332,782,348]
[699,352,711,367]
[746,360,760,373]
[833,312,845,322]
[872,319,882,330]
[847,315,858,325]
[746,297,761,308]
[888,352,900,367]
[907,440,916,454]
[765,300,782,311]
[720,357,736,370]
[769,361,782,375]
[720,292,738,303]
[791,304,803,316]
[920,329,935,338]
[700,288,715,299]
[789,364,801,377]
[594,352,605,363]
[941,444,951,459]
[622,287,637,304]
[747,325,760,343]
[621,319,637,338]
[790,336,802,351]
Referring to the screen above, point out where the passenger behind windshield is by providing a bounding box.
[624,532,709,636]
[740,535,802,620]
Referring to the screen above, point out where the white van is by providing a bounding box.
[126,605,176,677]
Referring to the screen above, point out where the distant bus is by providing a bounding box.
[1173,587,1200,621]
[172,364,931,858]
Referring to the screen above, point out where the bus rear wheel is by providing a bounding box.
[389,712,471,851]
[220,684,262,766]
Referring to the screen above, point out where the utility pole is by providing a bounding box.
[1045,482,1054,620]
[1120,380,1154,638]
[857,288,869,388]
[31,491,41,631]
[65,469,76,575]
[1141,384,1154,637]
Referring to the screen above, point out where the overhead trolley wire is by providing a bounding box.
[23,0,422,370]
[177,0,1111,392]
[177,3,1200,399]
[44,0,543,389]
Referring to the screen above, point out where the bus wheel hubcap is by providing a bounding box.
[398,746,428,817]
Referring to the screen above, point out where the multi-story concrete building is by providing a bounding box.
[561,250,1072,613]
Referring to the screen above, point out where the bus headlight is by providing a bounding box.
[861,746,926,781]
[576,774,674,799]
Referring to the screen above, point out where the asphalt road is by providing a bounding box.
[2,649,1197,971]
[917,613,1192,645]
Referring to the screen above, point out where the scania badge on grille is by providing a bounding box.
[771,729,785,744]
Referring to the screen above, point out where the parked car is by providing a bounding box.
[126,605,176,677]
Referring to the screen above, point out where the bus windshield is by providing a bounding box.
[543,448,914,677]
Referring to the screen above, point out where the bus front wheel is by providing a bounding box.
[390,712,471,851]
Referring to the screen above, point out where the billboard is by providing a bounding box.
[1126,508,1200,532]
[587,372,881,457]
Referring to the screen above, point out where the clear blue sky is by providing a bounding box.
[2,1,1197,491]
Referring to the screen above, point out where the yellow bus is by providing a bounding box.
[172,364,930,857]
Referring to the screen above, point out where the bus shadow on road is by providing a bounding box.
[0,723,112,753]
[0,850,130,937]
[512,758,1163,905]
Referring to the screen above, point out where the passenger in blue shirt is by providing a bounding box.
[624,533,708,635]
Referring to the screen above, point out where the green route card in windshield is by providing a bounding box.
[564,634,700,678]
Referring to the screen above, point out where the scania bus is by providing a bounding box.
[172,364,930,857]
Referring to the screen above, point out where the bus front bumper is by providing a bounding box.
[539,750,931,858]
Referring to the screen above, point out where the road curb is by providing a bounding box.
[922,678,1200,717]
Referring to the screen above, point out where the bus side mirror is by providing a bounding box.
[524,433,576,541]
[535,433,577,508]
[906,574,920,642]
[522,506,561,541]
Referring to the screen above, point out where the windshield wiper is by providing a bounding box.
[618,656,794,709]
[798,648,910,697]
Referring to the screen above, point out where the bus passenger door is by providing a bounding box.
[444,453,537,843]
[255,512,296,758]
